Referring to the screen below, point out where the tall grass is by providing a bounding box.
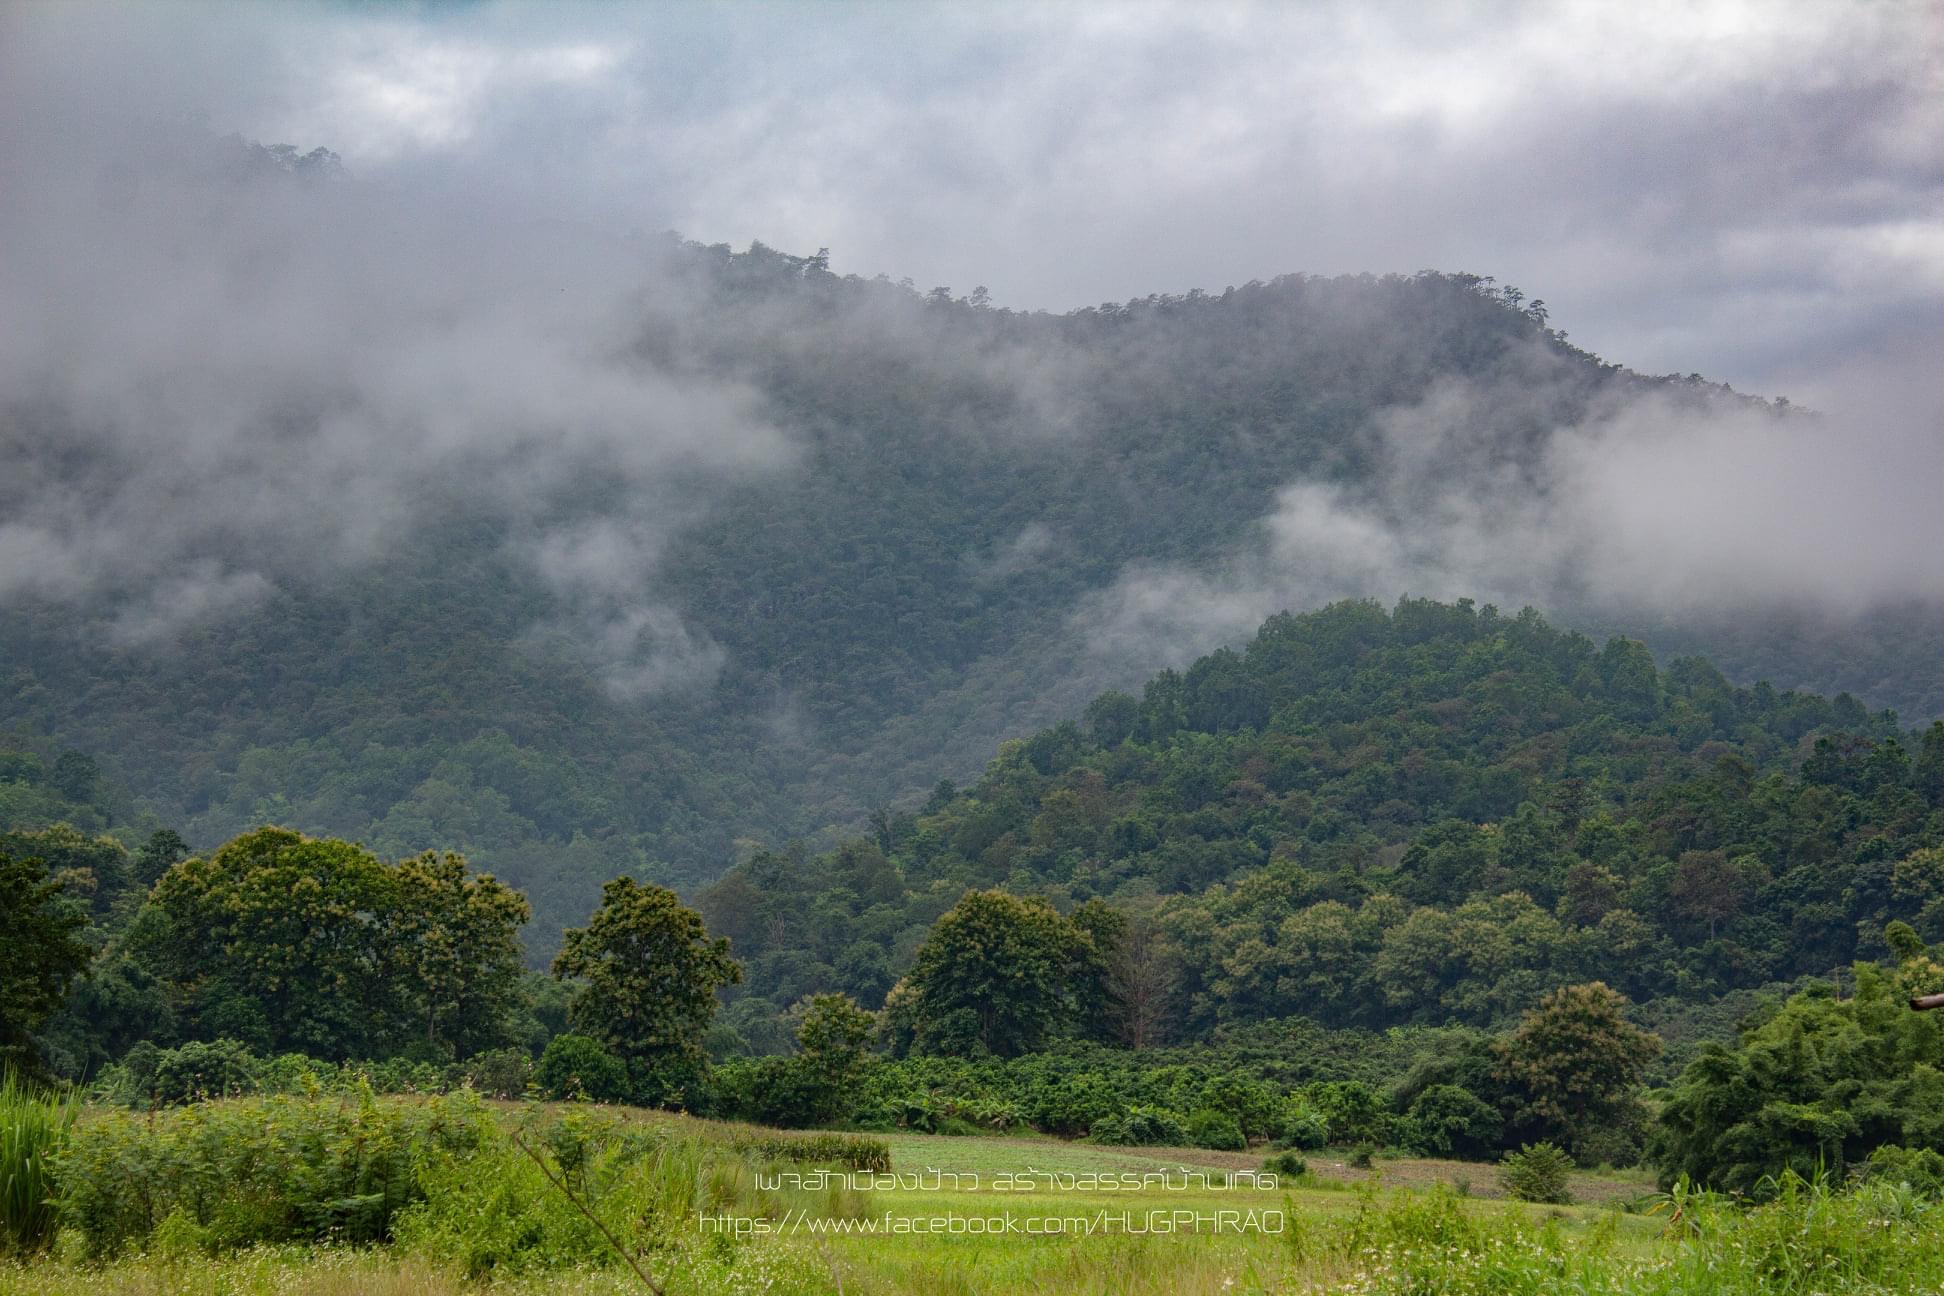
[0,1070,73,1254]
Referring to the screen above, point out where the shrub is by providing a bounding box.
[1401,1083,1502,1159]
[1276,1096,1330,1150]
[1308,1080,1389,1145]
[397,1115,873,1278]
[455,1048,533,1099]
[1573,1121,1643,1170]
[536,1034,631,1103]
[1348,1143,1378,1169]
[1858,1144,1944,1197]
[1089,1106,1188,1147]
[54,1090,495,1257]
[96,1039,263,1107]
[1263,1149,1307,1179]
[1185,1107,1247,1151]
[0,1071,73,1253]
[1499,1141,1575,1204]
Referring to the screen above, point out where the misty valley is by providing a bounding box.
[6,9,1944,1291]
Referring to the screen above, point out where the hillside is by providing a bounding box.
[5,217,1938,946]
[699,598,1943,1055]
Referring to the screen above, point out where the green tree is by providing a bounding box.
[137,827,528,1061]
[132,829,188,889]
[1494,981,1659,1154]
[389,850,531,1057]
[778,991,878,1125]
[552,877,742,1106]
[1,825,130,917]
[536,1033,631,1102]
[141,828,401,1058]
[1066,899,1126,1043]
[0,846,92,1074]
[793,991,875,1082]
[906,889,1085,1057]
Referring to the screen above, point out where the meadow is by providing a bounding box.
[7,1082,1944,1296]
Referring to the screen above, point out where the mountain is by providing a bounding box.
[5,223,1938,948]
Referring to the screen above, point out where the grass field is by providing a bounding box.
[1,1099,1935,1295]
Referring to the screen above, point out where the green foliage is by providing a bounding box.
[1858,1144,1944,1197]
[453,1047,533,1099]
[0,1071,72,1254]
[712,992,878,1128]
[1183,1106,1247,1150]
[1263,1148,1307,1178]
[1498,1141,1575,1204]
[1087,1106,1187,1146]
[709,600,1935,1063]
[1493,981,1660,1156]
[1310,1080,1391,1146]
[138,828,529,1060]
[536,1035,631,1103]
[115,1039,259,1105]
[0,845,91,1075]
[1650,952,1944,1195]
[396,1113,873,1278]
[1319,1171,1944,1294]
[54,1090,494,1257]
[901,889,1096,1057]
[552,877,741,1107]
[92,1041,530,1108]
[715,1128,890,1173]
[1402,1084,1503,1159]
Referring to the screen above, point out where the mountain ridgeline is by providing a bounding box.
[3,232,1938,949]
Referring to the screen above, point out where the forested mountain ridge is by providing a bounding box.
[2,216,1926,948]
[698,598,1943,1056]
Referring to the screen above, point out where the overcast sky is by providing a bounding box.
[5,0,1938,400]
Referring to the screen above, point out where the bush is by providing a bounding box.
[1499,1141,1575,1204]
[536,1035,631,1103]
[1573,1121,1643,1170]
[1276,1096,1330,1150]
[1348,1143,1378,1169]
[1,1072,73,1254]
[95,1039,263,1107]
[455,1048,533,1100]
[1308,1081,1389,1145]
[1089,1106,1188,1147]
[1858,1144,1944,1197]
[55,1090,495,1257]
[1185,1107,1247,1151]
[1262,1149,1307,1179]
[396,1114,872,1277]
[1401,1083,1502,1159]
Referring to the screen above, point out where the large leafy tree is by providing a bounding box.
[389,850,531,1057]
[0,845,92,1073]
[142,828,404,1057]
[552,876,742,1106]
[1651,925,1944,1194]
[1494,981,1660,1156]
[139,827,529,1059]
[904,888,1090,1057]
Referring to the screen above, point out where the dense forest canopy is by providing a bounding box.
[697,598,1939,1051]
